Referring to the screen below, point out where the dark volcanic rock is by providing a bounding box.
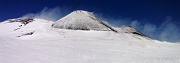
[17,31,35,37]
[7,18,34,25]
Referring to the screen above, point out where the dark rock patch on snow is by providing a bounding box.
[17,31,34,37]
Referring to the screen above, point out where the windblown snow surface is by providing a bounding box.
[0,18,180,63]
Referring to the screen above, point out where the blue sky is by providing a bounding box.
[0,0,180,42]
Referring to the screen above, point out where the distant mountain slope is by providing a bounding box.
[114,26,148,37]
[0,10,149,38]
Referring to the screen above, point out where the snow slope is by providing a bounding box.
[52,10,115,31]
[0,16,180,63]
[114,25,147,37]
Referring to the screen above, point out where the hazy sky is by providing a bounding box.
[0,0,180,42]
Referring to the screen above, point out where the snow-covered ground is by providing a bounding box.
[0,17,180,63]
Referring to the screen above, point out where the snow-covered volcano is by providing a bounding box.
[52,10,117,32]
[0,10,180,63]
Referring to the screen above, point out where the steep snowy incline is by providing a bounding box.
[0,17,34,37]
[52,10,117,32]
[0,18,55,39]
